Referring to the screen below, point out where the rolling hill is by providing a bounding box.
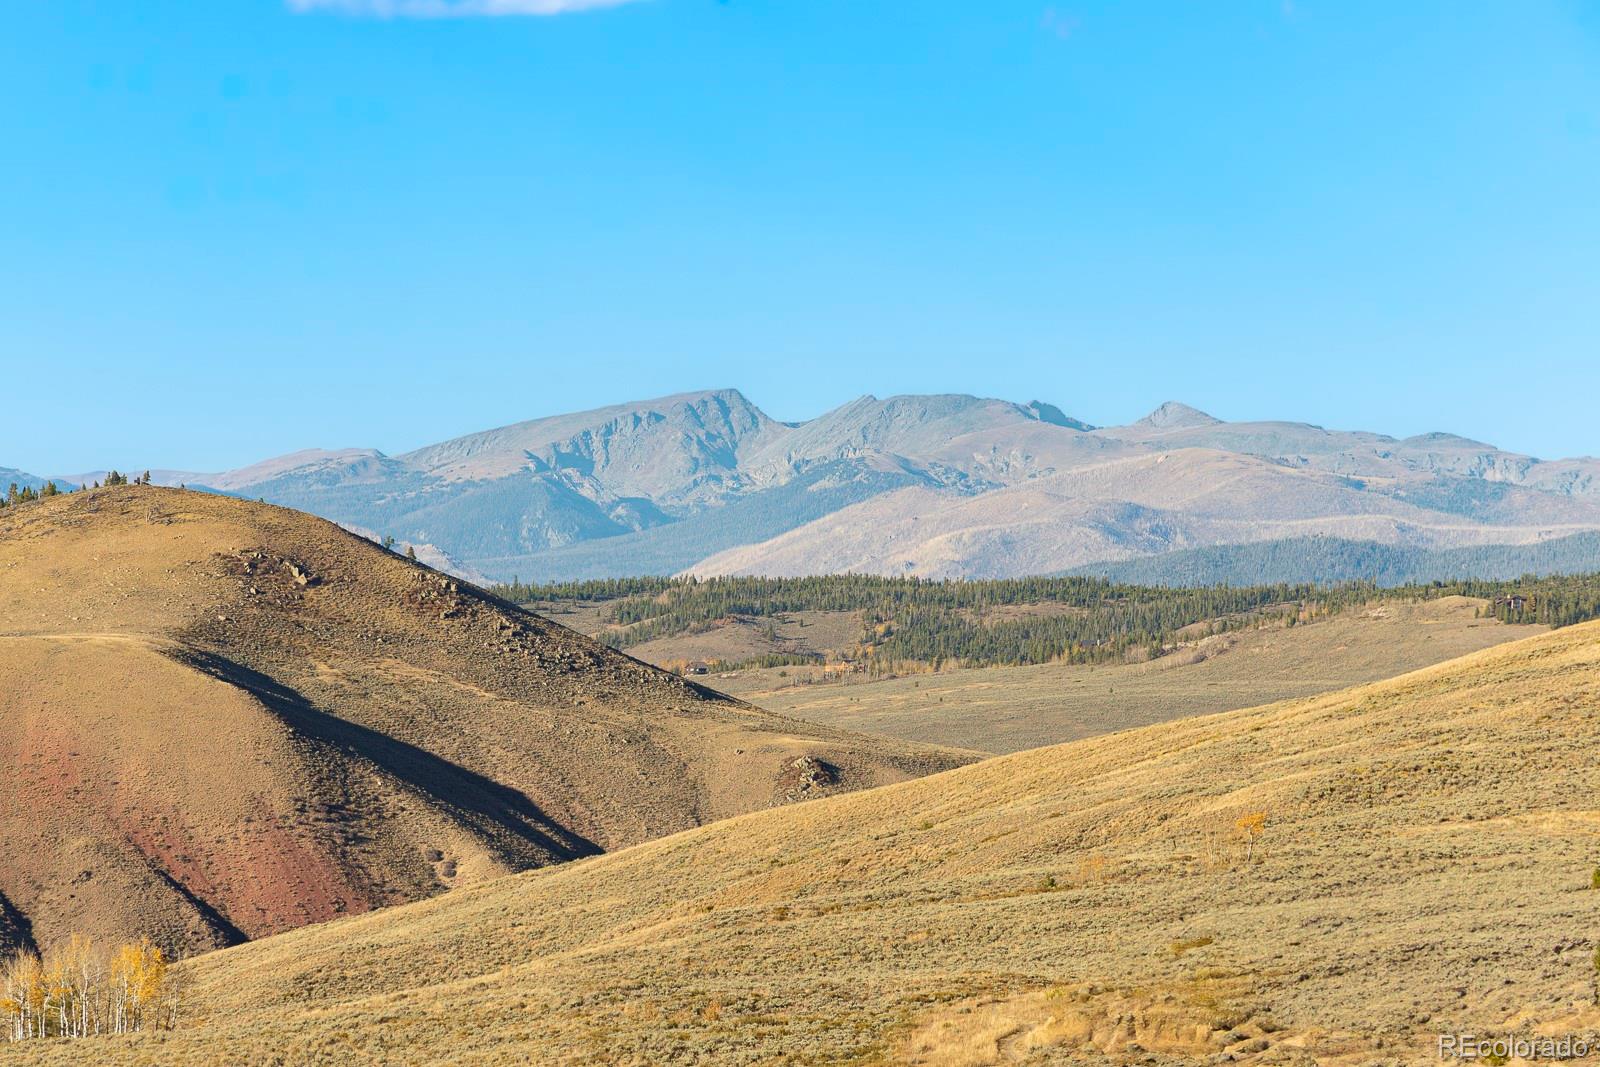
[11,617,1600,1064]
[51,389,1600,583]
[0,486,969,960]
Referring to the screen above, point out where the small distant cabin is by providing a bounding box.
[685,661,711,676]
[1494,594,1533,613]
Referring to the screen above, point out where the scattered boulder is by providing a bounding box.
[775,754,841,803]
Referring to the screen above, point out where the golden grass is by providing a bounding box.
[8,619,1600,1064]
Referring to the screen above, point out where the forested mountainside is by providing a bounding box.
[1068,531,1600,587]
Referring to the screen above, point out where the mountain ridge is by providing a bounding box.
[28,389,1600,583]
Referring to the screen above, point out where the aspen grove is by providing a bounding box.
[1,935,183,1042]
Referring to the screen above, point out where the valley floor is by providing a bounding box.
[711,596,1541,752]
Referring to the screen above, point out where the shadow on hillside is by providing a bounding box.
[0,889,37,956]
[172,649,602,865]
[145,862,249,949]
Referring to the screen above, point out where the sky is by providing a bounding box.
[3,0,1598,474]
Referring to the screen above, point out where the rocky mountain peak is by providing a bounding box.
[1134,401,1222,429]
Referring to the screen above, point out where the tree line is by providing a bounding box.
[491,572,1600,671]
[1072,533,1600,589]
[1,935,183,1042]
[0,471,157,510]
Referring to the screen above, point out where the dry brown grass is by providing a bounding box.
[7,618,1600,1064]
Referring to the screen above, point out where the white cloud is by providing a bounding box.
[1040,7,1078,41]
[288,0,645,17]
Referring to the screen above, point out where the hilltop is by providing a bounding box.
[0,487,968,959]
[9,617,1600,1064]
[48,389,1600,583]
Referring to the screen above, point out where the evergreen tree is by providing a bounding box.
[488,571,1600,674]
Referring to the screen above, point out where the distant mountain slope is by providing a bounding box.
[1071,531,1600,586]
[400,388,781,495]
[0,467,73,493]
[107,389,1112,580]
[54,391,1600,582]
[691,447,1600,578]
[0,487,969,959]
[1131,399,1221,429]
[1095,406,1600,495]
[474,459,930,581]
[25,619,1600,1065]
[736,392,1091,477]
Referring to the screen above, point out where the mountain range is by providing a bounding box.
[0,468,74,495]
[33,388,1600,584]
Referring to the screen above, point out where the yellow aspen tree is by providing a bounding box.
[53,934,99,1038]
[0,954,29,1041]
[1236,811,1268,864]
[131,938,167,1029]
[108,941,138,1035]
[2,934,170,1043]
[4,953,49,1040]
[46,949,70,1038]
[24,954,46,1039]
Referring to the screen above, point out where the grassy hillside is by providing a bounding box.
[11,619,1600,1064]
[0,487,969,960]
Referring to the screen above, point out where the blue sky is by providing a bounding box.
[3,0,1598,474]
